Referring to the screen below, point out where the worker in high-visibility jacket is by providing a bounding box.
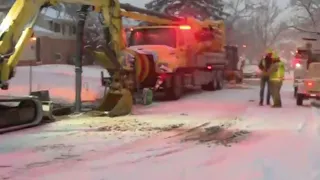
[267,53,285,108]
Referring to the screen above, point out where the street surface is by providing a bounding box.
[0,66,320,179]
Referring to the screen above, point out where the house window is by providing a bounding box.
[72,25,76,34]
[68,25,76,35]
[61,24,65,35]
[54,23,61,32]
[49,20,53,30]
[54,53,62,62]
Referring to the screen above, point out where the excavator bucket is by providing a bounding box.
[84,45,134,117]
[96,88,133,117]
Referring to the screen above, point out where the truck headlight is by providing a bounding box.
[295,63,301,68]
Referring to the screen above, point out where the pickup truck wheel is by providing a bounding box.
[296,93,303,106]
[166,74,183,100]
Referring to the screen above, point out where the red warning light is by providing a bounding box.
[179,25,191,30]
[307,81,313,86]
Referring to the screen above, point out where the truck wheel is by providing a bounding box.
[216,71,224,90]
[296,93,303,106]
[166,73,183,100]
[202,71,217,91]
[294,87,297,98]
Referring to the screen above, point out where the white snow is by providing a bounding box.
[1,72,320,179]
[0,65,109,103]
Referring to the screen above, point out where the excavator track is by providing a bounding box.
[0,96,47,134]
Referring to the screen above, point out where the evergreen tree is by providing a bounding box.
[145,0,228,20]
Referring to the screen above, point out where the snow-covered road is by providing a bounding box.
[0,66,320,179]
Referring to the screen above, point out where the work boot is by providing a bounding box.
[259,100,263,106]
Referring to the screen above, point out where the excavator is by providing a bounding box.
[0,0,229,133]
[0,0,156,133]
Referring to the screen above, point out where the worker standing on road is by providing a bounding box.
[258,49,273,106]
[268,53,285,108]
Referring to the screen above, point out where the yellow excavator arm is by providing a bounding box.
[0,0,136,133]
[0,0,124,89]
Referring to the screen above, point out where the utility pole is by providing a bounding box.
[28,61,33,94]
[74,5,89,113]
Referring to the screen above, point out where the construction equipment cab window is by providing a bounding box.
[129,28,176,48]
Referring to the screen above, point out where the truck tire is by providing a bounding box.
[201,71,217,91]
[166,73,183,100]
[216,70,224,90]
[296,93,303,106]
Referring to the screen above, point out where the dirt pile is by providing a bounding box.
[94,118,250,146]
[166,120,250,146]
[96,119,184,132]
[182,125,250,146]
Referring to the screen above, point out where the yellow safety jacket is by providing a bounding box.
[270,61,285,81]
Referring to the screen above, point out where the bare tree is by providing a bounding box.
[224,0,256,43]
[290,0,320,31]
[145,0,229,20]
[249,0,288,54]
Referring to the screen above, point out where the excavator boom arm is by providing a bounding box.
[0,0,123,87]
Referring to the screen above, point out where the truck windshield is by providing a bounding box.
[129,28,176,48]
[295,49,309,59]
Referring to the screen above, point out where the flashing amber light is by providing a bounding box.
[179,25,191,30]
[30,37,36,41]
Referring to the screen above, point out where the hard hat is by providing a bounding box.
[266,48,273,54]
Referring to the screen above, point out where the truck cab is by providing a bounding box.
[126,24,227,99]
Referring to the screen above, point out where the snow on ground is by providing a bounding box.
[0,65,109,103]
[1,69,320,179]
